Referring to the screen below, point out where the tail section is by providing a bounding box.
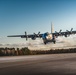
[51,22,54,33]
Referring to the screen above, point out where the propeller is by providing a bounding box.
[65,28,73,37]
[25,31,27,35]
[33,33,36,37]
[31,33,36,40]
[59,29,62,35]
[55,31,58,33]
[66,28,73,33]
[55,29,62,36]
[25,31,28,40]
[59,29,62,33]
[32,31,41,40]
[38,31,41,38]
[70,28,73,33]
[34,32,41,37]
[38,31,40,35]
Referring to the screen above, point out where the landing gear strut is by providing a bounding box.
[44,41,46,44]
[53,40,56,44]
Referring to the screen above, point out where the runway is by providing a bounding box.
[0,53,76,75]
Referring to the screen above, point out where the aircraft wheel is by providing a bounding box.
[53,40,56,44]
[44,42,46,44]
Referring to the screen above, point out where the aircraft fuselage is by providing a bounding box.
[42,32,56,44]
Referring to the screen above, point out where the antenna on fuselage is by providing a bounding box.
[51,22,54,33]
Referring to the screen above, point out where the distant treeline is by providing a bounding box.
[32,48,76,55]
[0,47,76,56]
[0,47,30,56]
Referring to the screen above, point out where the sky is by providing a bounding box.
[0,0,76,45]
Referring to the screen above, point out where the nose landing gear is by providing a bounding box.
[53,40,56,44]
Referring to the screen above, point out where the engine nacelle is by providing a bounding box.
[31,36,36,40]
[65,34,68,37]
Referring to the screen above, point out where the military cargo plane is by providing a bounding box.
[7,23,76,44]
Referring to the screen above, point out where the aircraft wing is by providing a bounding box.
[7,35,28,37]
[7,28,76,39]
[52,30,76,37]
[7,32,43,40]
[7,34,43,38]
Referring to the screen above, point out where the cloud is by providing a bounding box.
[0,35,76,50]
[27,35,76,50]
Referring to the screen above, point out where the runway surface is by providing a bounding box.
[0,53,76,75]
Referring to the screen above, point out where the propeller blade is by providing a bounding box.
[25,31,28,40]
[71,28,73,32]
[59,29,62,35]
[38,31,40,34]
[34,33,36,35]
[55,31,58,33]
[25,31,27,35]
[59,29,62,33]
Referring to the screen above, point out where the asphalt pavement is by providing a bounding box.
[0,53,76,75]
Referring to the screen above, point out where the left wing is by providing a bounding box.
[52,28,76,37]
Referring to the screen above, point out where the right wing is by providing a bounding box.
[7,32,43,40]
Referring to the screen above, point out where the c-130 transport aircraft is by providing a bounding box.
[7,23,76,44]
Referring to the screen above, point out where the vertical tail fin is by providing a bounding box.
[51,22,54,33]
